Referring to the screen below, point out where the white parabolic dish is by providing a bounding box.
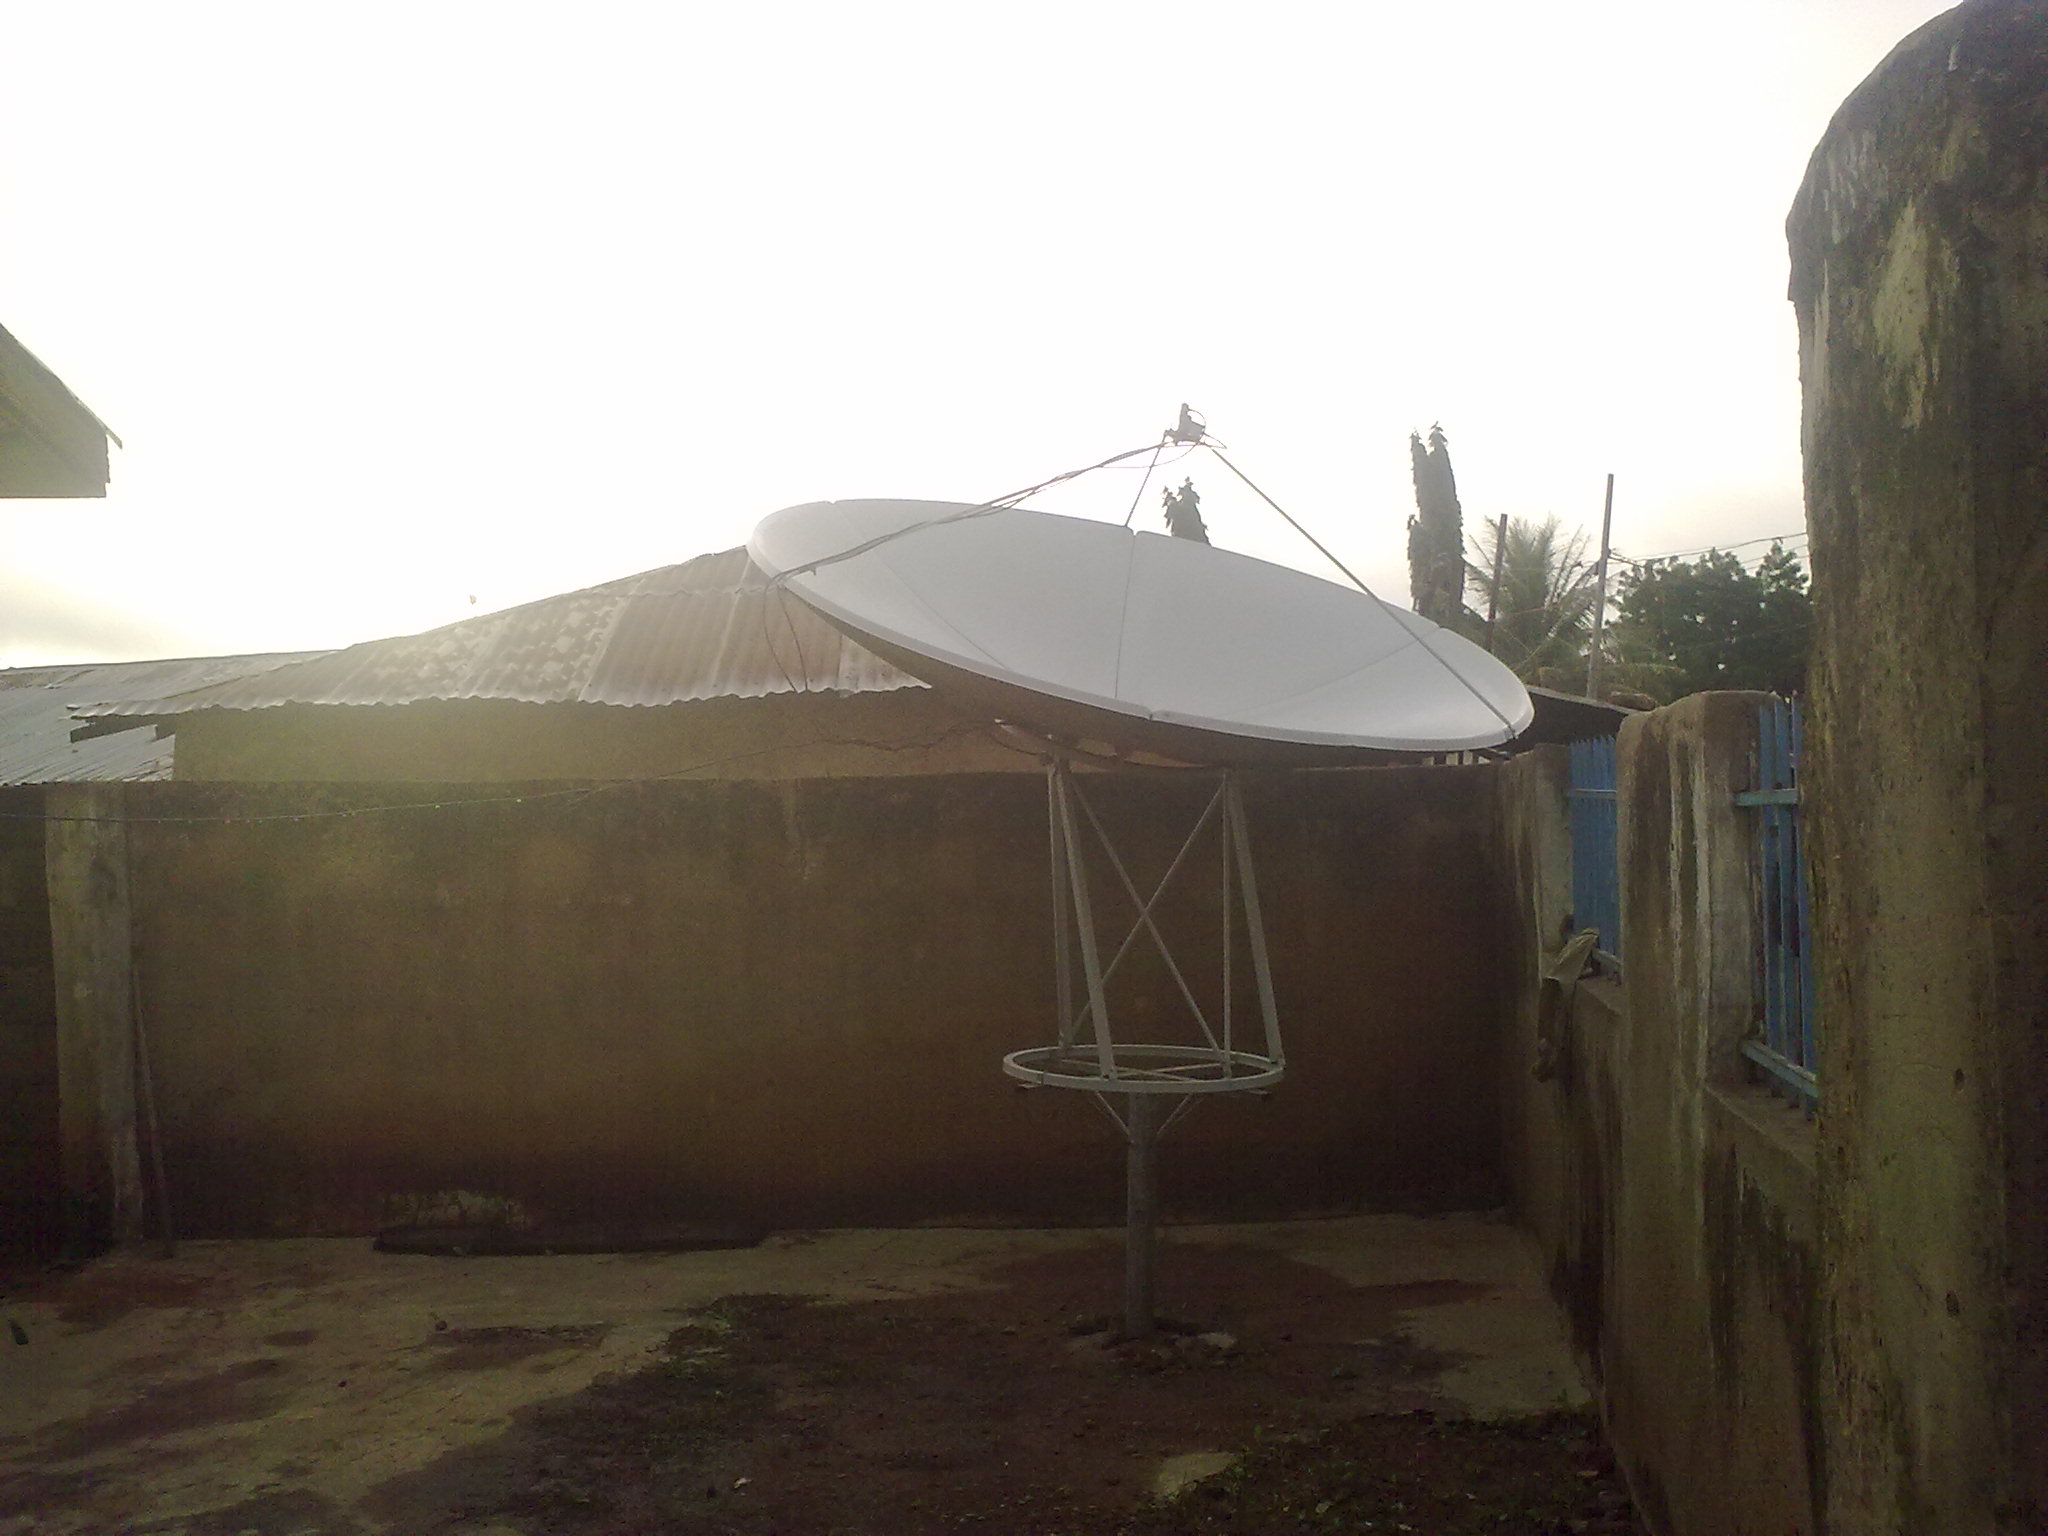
[747,499,1535,764]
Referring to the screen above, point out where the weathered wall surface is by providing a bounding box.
[0,787,60,1250]
[1789,3,2048,1529]
[172,692,1041,783]
[96,766,1504,1236]
[1499,697,1819,1536]
[44,784,144,1248]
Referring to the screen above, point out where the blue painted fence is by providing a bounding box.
[1736,697,1818,1107]
[1568,736,1621,967]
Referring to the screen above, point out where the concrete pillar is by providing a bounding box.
[45,783,143,1246]
[1789,2,2047,1529]
[1608,694,1810,1535]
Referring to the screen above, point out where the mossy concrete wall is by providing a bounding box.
[171,692,1040,783]
[57,767,1506,1236]
[1499,697,1819,1536]
[1789,2,2048,1528]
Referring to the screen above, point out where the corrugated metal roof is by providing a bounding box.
[1521,687,1637,744]
[83,548,924,720]
[0,652,326,784]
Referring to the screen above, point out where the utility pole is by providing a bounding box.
[1484,513,1509,654]
[1585,474,1616,699]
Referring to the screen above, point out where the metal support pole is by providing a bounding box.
[1220,799,1233,1066]
[1226,779,1283,1063]
[1124,1091,1160,1337]
[1052,765,1115,1073]
[1049,769,1074,1046]
[1585,473,1615,699]
[1484,512,1509,654]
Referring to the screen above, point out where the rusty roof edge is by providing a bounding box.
[74,656,347,718]
[63,650,336,717]
[79,550,774,719]
[74,680,932,729]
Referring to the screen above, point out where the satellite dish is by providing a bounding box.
[746,499,1532,766]
[748,490,1533,1339]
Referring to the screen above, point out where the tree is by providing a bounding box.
[1463,514,1600,690]
[1160,478,1209,543]
[1407,425,1465,626]
[1610,542,1811,699]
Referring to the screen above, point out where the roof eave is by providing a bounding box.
[0,323,116,498]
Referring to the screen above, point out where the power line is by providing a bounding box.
[1640,617,1813,660]
[1615,530,1809,566]
[1611,546,1811,582]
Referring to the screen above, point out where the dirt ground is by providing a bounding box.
[0,1218,1633,1534]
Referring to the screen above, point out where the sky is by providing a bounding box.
[0,0,1956,668]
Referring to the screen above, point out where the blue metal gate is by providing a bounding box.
[1568,736,1621,968]
[1736,697,1818,1106]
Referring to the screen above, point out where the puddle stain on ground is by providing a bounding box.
[17,1358,292,1465]
[111,1349,194,1379]
[0,1432,282,1528]
[416,1324,610,1372]
[29,1271,217,1332]
[127,1488,369,1536]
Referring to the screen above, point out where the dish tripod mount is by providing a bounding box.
[1003,749,1285,1337]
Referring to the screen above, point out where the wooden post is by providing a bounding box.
[1123,1093,1160,1338]
[46,783,144,1246]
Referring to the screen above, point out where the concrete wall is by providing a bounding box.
[0,788,60,1250]
[1789,3,2048,1528]
[1499,696,1820,1536]
[171,692,1043,783]
[45,785,144,1248]
[78,765,1505,1237]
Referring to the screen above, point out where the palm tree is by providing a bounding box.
[1464,515,1599,690]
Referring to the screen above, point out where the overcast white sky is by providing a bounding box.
[1,0,1954,667]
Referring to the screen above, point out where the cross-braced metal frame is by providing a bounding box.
[1002,755,1286,1335]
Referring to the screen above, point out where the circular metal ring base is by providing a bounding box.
[1003,1044,1284,1094]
